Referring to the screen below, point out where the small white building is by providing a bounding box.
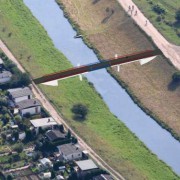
[19,131,26,141]
[75,159,98,172]
[42,172,51,179]
[30,117,58,134]
[39,158,53,168]
[57,143,82,162]
[8,87,33,103]
[0,71,12,84]
[16,99,41,116]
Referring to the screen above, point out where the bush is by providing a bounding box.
[13,143,23,153]
[175,9,180,22]
[71,103,88,120]
[172,71,180,82]
[152,4,166,15]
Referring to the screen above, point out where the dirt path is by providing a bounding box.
[117,0,180,70]
[0,39,125,180]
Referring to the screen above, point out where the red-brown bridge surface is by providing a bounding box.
[34,49,161,84]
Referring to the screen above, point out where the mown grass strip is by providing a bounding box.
[0,1,179,179]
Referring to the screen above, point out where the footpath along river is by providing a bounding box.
[24,0,180,175]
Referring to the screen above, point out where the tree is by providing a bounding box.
[71,103,88,120]
[6,175,13,180]
[13,143,23,153]
[175,9,180,22]
[172,71,180,82]
[51,170,56,179]
[66,129,71,139]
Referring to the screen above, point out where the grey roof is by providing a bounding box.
[45,130,65,141]
[57,143,82,156]
[75,159,98,171]
[0,71,12,79]
[16,99,41,110]
[30,117,57,127]
[8,87,32,98]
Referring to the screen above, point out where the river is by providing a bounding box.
[24,0,180,175]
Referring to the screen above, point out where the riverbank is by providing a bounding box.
[56,0,180,141]
[0,0,179,179]
[132,0,180,46]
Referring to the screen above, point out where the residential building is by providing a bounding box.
[39,158,53,168]
[8,87,33,103]
[0,71,12,84]
[16,99,41,116]
[57,143,82,162]
[30,117,58,134]
[45,130,66,142]
[75,159,98,172]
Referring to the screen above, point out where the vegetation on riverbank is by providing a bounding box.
[133,0,180,45]
[0,1,179,179]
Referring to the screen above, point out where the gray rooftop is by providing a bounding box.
[57,143,82,156]
[16,99,41,110]
[8,87,32,98]
[0,71,12,79]
[75,159,98,171]
[45,130,65,141]
[30,117,57,128]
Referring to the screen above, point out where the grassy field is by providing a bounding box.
[0,0,179,179]
[133,0,180,45]
[57,0,180,140]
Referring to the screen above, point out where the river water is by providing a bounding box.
[24,0,180,175]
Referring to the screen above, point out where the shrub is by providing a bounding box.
[172,71,180,82]
[152,4,166,15]
[175,9,180,22]
[13,143,23,153]
[71,103,88,120]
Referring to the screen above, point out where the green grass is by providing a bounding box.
[0,0,179,179]
[133,0,180,45]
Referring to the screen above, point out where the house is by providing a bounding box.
[93,174,114,180]
[57,143,82,162]
[75,159,98,172]
[8,87,33,103]
[30,117,58,134]
[39,158,53,168]
[42,172,51,179]
[16,99,41,116]
[45,130,66,142]
[0,71,12,84]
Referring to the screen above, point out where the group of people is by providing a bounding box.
[128,5,137,16]
[128,5,148,26]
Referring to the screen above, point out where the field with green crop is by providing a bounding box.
[0,1,179,179]
[133,0,180,45]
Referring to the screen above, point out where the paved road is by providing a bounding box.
[0,39,125,180]
[117,0,180,70]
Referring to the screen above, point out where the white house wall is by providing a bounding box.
[20,106,41,116]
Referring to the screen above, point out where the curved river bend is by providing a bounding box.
[24,0,180,175]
